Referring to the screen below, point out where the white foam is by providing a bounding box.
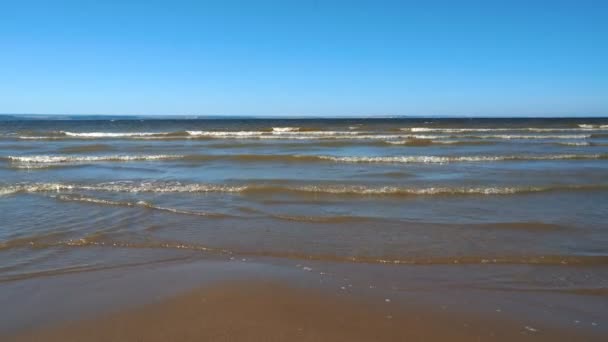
[16,132,590,141]
[5,153,603,167]
[315,154,604,164]
[12,126,606,141]
[464,134,590,139]
[0,182,248,195]
[184,131,372,139]
[63,131,165,137]
[272,127,300,132]
[7,155,183,163]
[272,184,600,195]
[404,127,607,133]
[555,142,590,146]
[1,181,603,197]
[18,136,58,140]
[272,131,360,136]
[404,127,510,133]
[576,124,608,129]
[385,139,462,145]
[187,130,270,138]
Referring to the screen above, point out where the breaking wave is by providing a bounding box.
[578,124,608,129]
[11,129,596,141]
[385,139,495,146]
[1,181,606,197]
[272,127,300,132]
[315,154,606,163]
[403,127,608,133]
[553,142,591,147]
[454,134,591,140]
[4,153,605,168]
[63,132,165,138]
[3,153,606,169]
[5,154,184,164]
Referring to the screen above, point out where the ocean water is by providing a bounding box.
[1,117,608,288]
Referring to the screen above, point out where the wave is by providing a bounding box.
[403,127,608,133]
[2,233,607,267]
[384,138,434,146]
[553,142,591,147]
[51,194,230,218]
[579,124,608,129]
[272,127,299,132]
[206,139,602,149]
[12,130,594,141]
[186,130,363,138]
[64,132,161,137]
[455,134,591,140]
[5,154,184,164]
[385,139,495,146]
[1,181,606,197]
[158,139,492,149]
[314,154,606,163]
[5,153,605,168]
[16,131,189,140]
[52,193,372,224]
[0,182,248,196]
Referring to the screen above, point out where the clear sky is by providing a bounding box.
[0,0,606,117]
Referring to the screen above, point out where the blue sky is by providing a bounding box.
[0,0,606,117]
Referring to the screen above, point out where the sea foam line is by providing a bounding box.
[4,153,606,166]
[579,124,608,129]
[63,132,164,137]
[402,127,608,133]
[5,153,606,166]
[1,182,606,197]
[6,155,184,163]
[315,154,606,163]
[13,130,594,140]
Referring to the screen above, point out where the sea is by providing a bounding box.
[1,117,608,334]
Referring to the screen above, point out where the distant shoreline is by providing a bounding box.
[1,114,607,120]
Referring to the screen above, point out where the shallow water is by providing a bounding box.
[1,117,608,293]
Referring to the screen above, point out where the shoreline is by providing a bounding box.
[2,257,605,341]
[5,279,602,342]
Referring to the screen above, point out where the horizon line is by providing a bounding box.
[1,113,607,120]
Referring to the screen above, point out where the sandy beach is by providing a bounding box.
[2,257,606,342]
[6,281,599,342]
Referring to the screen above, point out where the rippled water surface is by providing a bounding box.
[1,117,608,290]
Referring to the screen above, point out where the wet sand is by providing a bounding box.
[5,278,603,342]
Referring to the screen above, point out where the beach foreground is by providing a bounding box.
[5,280,597,342]
[2,257,605,342]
